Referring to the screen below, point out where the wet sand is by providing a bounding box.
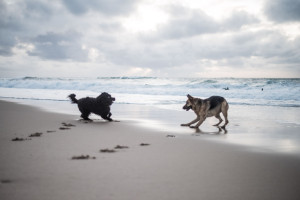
[1,100,300,200]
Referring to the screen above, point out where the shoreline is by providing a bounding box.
[2,97,300,154]
[1,100,300,200]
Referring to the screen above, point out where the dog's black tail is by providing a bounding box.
[68,94,78,104]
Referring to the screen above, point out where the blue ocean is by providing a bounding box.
[0,77,299,109]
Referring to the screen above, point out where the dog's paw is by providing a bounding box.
[221,125,227,129]
[189,126,199,129]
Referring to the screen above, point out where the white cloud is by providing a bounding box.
[126,67,153,76]
[0,0,300,78]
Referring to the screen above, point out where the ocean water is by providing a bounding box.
[0,77,299,108]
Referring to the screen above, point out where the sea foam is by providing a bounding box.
[0,77,299,108]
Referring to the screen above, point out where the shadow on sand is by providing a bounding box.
[193,126,228,135]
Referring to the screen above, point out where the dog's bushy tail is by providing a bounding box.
[68,94,78,104]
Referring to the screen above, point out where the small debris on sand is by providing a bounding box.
[47,130,56,133]
[29,132,43,137]
[11,137,30,142]
[1,179,12,184]
[140,143,150,146]
[114,145,129,149]
[71,155,96,160]
[100,149,117,153]
[59,127,70,130]
[62,122,76,127]
[166,135,176,138]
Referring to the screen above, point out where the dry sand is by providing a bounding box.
[1,100,300,200]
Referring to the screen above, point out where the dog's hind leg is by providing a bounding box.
[213,114,223,126]
[221,101,229,128]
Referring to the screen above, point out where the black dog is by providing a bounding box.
[68,92,115,121]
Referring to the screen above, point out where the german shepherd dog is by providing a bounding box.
[181,94,229,129]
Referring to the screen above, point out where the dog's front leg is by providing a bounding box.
[190,115,206,128]
[181,116,200,126]
[103,116,113,121]
[101,113,113,121]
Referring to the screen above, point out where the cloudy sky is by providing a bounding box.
[0,0,300,78]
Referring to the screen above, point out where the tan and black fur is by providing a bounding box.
[181,94,229,129]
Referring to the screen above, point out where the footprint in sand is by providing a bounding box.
[11,137,31,141]
[29,132,43,137]
[59,122,76,130]
[140,143,150,146]
[71,155,96,160]
[114,145,129,149]
[1,179,13,184]
[99,145,130,153]
[100,149,117,153]
[166,135,176,138]
[62,122,76,127]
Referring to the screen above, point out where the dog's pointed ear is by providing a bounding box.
[187,94,193,100]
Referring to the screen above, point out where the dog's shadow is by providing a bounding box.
[78,119,120,124]
[192,126,227,136]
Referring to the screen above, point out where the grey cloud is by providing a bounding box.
[28,31,88,61]
[265,0,300,22]
[0,0,57,56]
[62,0,138,16]
[99,22,123,32]
[159,10,219,39]
[223,10,259,30]
[61,0,88,15]
[1,0,299,78]
[104,29,300,70]
[0,1,22,55]
[24,0,53,16]
[0,33,15,56]
[155,7,259,39]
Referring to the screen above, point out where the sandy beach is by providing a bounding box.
[1,100,300,200]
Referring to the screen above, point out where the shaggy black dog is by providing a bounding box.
[68,92,115,121]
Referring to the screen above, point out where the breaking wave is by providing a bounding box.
[0,77,299,108]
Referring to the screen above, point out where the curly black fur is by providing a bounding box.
[68,92,115,121]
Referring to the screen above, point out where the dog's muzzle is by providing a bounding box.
[183,105,192,111]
